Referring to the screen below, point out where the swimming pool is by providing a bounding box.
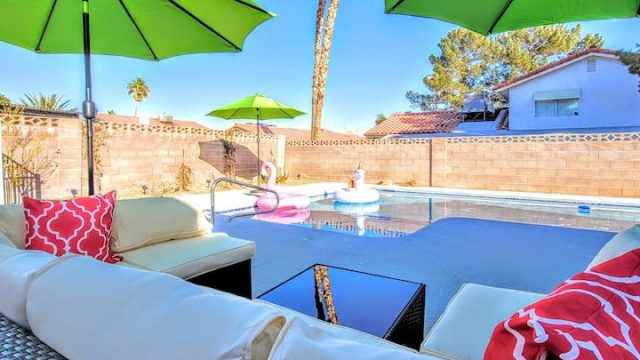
[246,190,640,237]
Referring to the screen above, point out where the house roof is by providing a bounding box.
[494,48,618,92]
[364,111,461,138]
[231,123,362,141]
[97,113,209,129]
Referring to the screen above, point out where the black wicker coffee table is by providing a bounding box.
[258,264,425,350]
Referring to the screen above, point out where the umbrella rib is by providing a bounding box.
[232,0,273,16]
[117,0,159,60]
[166,0,241,51]
[488,0,516,34]
[35,0,59,52]
[387,0,407,13]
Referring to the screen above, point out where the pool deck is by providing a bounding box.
[178,184,630,334]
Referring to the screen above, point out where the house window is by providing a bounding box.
[535,98,580,117]
[587,58,597,72]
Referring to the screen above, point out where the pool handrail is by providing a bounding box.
[210,177,280,228]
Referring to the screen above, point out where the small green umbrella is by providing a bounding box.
[207,94,305,177]
[0,0,274,195]
[385,0,639,35]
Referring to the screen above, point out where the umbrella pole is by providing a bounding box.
[256,110,261,182]
[82,0,97,196]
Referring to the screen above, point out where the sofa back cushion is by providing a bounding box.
[26,255,285,360]
[0,232,17,248]
[111,197,210,253]
[269,316,438,360]
[588,224,640,269]
[0,245,57,328]
[0,204,26,249]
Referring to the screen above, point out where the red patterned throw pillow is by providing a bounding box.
[484,249,640,360]
[23,191,121,263]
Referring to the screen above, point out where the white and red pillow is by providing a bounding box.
[485,249,640,359]
[23,191,121,263]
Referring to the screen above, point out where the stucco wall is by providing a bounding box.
[507,56,640,130]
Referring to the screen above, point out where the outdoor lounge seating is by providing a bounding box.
[419,224,640,360]
[0,196,255,298]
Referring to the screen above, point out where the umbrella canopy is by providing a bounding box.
[207,94,305,178]
[207,94,306,120]
[385,0,640,35]
[0,0,274,195]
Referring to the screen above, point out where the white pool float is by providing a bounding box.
[334,169,380,204]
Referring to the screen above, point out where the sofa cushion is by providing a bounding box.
[485,249,640,359]
[26,256,285,360]
[119,233,255,279]
[111,197,210,252]
[0,245,57,328]
[588,224,640,269]
[0,232,17,248]
[0,204,26,249]
[268,315,440,360]
[23,191,121,263]
[420,284,545,360]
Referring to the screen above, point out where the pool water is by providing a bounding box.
[251,191,640,238]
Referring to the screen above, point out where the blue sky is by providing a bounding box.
[0,1,638,135]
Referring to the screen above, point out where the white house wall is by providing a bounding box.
[508,57,640,131]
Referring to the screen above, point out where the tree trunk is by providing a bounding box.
[311,0,339,141]
[134,102,138,117]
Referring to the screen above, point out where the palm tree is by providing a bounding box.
[311,0,339,141]
[20,93,76,112]
[0,93,10,106]
[127,77,150,117]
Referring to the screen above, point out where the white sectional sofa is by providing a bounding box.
[0,242,441,360]
[0,196,255,297]
[419,224,640,360]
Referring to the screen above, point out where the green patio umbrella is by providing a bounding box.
[385,0,640,35]
[0,0,274,195]
[207,94,305,177]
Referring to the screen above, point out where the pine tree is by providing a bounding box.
[408,25,605,110]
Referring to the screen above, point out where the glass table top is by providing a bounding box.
[258,264,424,338]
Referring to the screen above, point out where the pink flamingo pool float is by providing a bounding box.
[255,161,311,211]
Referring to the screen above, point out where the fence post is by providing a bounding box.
[276,135,286,174]
[0,119,5,205]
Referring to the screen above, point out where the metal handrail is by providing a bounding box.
[210,177,280,228]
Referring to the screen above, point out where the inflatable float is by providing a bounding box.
[254,209,311,225]
[334,167,380,204]
[255,162,311,211]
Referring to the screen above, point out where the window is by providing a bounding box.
[535,98,579,117]
[587,58,597,72]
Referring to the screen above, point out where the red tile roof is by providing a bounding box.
[97,113,209,129]
[364,111,461,138]
[231,123,362,141]
[494,48,618,91]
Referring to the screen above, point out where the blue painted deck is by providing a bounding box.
[216,216,615,333]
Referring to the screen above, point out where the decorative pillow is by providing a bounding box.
[23,191,121,263]
[0,232,17,249]
[588,225,640,269]
[110,197,210,253]
[484,249,640,360]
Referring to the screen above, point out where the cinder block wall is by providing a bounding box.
[285,139,432,185]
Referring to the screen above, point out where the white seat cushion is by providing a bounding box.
[421,284,545,360]
[0,204,26,249]
[588,225,640,269]
[119,233,255,279]
[26,256,285,360]
[0,245,57,328]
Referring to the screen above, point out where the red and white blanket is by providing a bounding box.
[484,249,640,360]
